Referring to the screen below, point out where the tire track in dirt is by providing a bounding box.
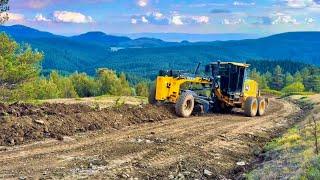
[0,98,299,179]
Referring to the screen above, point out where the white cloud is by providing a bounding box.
[53,11,93,23]
[222,18,245,25]
[154,12,163,20]
[189,3,226,8]
[131,12,210,26]
[141,16,149,23]
[285,0,315,8]
[170,15,184,25]
[305,17,315,24]
[192,16,210,24]
[7,12,25,22]
[233,1,255,6]
[35,13,51,22]
[131,18,138,24]
[137,0,148,7]
[131,11,169,25]
[271,13,299,25]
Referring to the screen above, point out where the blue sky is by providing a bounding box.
[4,0,320,35]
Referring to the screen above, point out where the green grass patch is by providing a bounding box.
[261,89,283,96]
[281,91,315,98]
[246,98,318,179]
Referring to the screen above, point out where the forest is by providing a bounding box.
[0,32,319,102]
[1,25,320,80]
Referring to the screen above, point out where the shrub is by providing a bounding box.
[97,69,132,96]
[135,82,149,97]
[70,72,99,97]
[282,82,305,94]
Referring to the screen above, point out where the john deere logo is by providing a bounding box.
[245,85,250,91]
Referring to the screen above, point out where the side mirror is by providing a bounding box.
[205,65,211,73]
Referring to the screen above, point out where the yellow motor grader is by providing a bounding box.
[149,61,268,117]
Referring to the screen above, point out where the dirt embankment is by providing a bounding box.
[0,98,303,179]
[0,103,176,146]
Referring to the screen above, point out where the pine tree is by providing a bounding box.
[249,68,261,83]
[301,67,310,80]
[271,65,284,90]
[285,72,294,86]
[264,71,272,88]
[294,71,303,83]
[0,33,43,101]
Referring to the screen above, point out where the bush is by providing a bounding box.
[97,69,132,96]
[70,72,100,97]
[282,82,305,94]
[135,82,149,97]
[49,71,78,98]
[13,78,60,100]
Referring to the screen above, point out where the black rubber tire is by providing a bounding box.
[257,97,266,116]
[175,92,195,118]
[148,85,157,105]
[244,97,258,117]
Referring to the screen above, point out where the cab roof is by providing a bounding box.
[209,61,250,68]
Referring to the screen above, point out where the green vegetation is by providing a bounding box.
[1,25,320,79]
[0,33,150,102]
[248,65,320,96]
[1,31,320,102]
[247,99,320,179]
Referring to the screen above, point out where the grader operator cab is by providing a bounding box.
[149,61,268,117]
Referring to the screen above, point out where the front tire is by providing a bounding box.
[175,92,195,118]
[244,97,258,117]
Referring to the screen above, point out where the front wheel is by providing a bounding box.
[175,92,195,118]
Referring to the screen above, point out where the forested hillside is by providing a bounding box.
[1,31,320,104]
[1,25,320,79]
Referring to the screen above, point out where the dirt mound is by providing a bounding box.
[0,103,176,146]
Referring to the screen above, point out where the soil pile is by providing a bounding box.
[0,103,176,146]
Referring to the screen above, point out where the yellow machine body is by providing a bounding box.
[155,76,211,103]
[151,61,266,117]
[243,80,259,99]
[155,75,259,105]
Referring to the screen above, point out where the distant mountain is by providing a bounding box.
[0,25,319,78]
[125,33,262,42]
[0,25,58,39]
[119,37,180,47]
[71,32,131,46]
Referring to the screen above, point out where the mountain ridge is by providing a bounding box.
[0,25,319,78]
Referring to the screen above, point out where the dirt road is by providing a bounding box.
[0,98,300,179]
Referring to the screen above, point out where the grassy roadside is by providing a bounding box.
[261,89,315,97]
[6,95,148,109]
[246,95,320,179]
